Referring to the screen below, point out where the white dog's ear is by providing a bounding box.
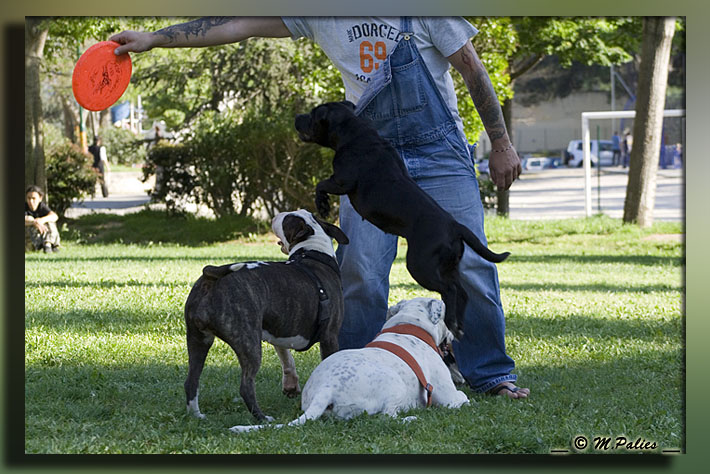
[427,299,445,325]
[386,300,406,320]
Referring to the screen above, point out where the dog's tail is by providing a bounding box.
[229,391,333,434]
[202,264,233,280]
[203,261,268,280]
[457,223,510,263]
[229,413,309,434]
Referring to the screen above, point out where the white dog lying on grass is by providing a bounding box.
[230,297,469,433]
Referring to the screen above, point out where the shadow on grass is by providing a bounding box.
[23,350,683,456]
[506,313,682,342]
[24,280,197,289]
[391,280,680,294]
[25,307,186,334]
[501,281,680,293]
[24,359,302,427]
[63,209,266,246]
[25,303,681,347]
[24,255,279,264]
[508,254,683,267]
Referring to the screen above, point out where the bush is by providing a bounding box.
[45,140,97,218]
[189,110,333,219]
[101,126,148,166]
[142,142,199,216]
[143,109,334,220]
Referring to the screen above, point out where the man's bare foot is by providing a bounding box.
[487,382,530,399]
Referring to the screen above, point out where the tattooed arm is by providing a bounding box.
[448,40,521,190]
[110,17,291,55]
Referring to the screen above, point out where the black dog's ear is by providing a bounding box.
[314,104,330,122]
[282,214,315,247]
[314,216,349,245]
[340,100,356,111]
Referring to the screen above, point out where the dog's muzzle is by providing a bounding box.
[294,114,313,142]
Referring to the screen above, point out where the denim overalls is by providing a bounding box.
[335,17,516,392]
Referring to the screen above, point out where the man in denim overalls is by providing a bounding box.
[112,16,528,399]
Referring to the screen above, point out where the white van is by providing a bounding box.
[563,140,616,167]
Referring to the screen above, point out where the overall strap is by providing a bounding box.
[399,16,413,36]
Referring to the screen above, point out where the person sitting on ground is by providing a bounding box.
[24,185,61,253]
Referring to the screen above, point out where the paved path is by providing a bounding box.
[68,167,684,222]
[66,170,154,218]
[507,167,683,221]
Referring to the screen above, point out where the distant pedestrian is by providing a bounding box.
[25,185,61,253]
[150,124,165,195]
[611,131,621,166]
[659,134,668,169]
[88,136,111,197]
[622,129,632,168]
[673,143,683,168]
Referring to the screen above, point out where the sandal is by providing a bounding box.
[487,382,527,398]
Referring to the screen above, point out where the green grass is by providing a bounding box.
[25,212,684,453]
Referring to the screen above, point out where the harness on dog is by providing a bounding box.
[286,249,341,351]
[365,324,442,407]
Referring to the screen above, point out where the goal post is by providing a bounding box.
[581,109,685,217]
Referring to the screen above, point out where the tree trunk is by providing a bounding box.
[497,94,514,217]
[623,17,676,227]
[25,19,49,192]
[60,93,79,143]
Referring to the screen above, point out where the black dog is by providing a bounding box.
[295,101,509,339]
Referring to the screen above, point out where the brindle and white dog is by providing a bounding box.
[183,209,348,421]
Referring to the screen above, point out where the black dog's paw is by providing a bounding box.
[316,193,331,218]
[445,314,465,341]
[450,325,464,341]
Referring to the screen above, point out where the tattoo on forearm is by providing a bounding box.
[460,46,506,142]
[154,17,232,43]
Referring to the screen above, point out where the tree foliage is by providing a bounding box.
[131,34,343,129]
[35,16,675,221]
[135,33,343,219]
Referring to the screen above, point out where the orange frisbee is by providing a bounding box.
[72,41,132,111]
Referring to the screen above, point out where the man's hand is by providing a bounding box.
[110,31,157,55]
[448,39,522,190]
[489,144,522,190]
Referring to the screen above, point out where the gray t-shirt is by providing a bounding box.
[282,17,478,132]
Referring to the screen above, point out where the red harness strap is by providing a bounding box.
[365,324,442,408]
[378,324,443,357]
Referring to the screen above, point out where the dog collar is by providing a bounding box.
[287,248,340,276]
[377,324,443,357]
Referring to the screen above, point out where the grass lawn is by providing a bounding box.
[25,211,684,454]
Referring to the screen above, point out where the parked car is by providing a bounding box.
[521,156,561,172]
[564,139,615,167]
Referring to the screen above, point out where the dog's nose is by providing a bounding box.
[294,114,309,131]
